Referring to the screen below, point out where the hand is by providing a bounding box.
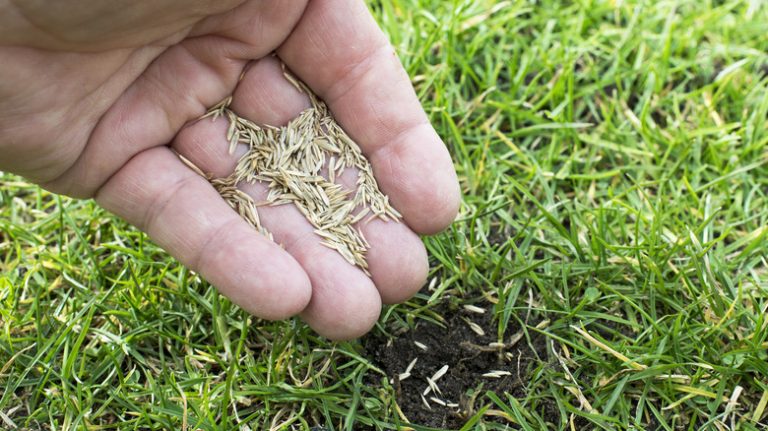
[0,0,460,339]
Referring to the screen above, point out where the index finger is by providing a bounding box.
[276,0,460,234]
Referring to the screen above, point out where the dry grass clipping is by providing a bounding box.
[188,69,401,273]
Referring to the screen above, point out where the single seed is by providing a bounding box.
[404,358,418,374]
[463,304,486,314]
[463,318,486,336]
[508,332,524,347]
[427,278,439,291]
[483,370,512,378]
[420,394,432,410]
[430,397,447,406]
[431,365,449,383]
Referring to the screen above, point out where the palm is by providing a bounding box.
[0,0,459,339]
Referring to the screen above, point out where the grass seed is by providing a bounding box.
[200,66,401,273]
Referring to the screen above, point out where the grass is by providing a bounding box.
[2,0,768,429]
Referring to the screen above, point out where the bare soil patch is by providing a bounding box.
[364,301,552,429]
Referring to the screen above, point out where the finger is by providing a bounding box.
[95,146,312,320]
[276,0,461,235]
[229,56,427,303]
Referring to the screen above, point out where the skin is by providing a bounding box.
[0,0,461,340]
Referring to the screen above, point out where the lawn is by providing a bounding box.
[2,0,768,429]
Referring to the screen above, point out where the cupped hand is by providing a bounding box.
[0,0,460,339]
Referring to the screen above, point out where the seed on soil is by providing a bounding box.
[423,379,438,397]
[427,277,439,291]
[414,341,428,351]
[463,304,486,314]
[431,365,449,383]
[482,370,512,378]
[395,357,419,382]
[365,300,548,428]
[463,318,486,336]
[420,394,432,410]
[198,66,401,272]
[429,397,447,407]
[508,331,524,347]
[423,364,449,396]
[405,358,418,374]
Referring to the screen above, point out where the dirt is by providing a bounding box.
[363,301,551,429]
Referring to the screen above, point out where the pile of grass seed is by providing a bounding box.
[192,71,400,273]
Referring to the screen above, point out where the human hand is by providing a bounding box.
[0,0,460,339]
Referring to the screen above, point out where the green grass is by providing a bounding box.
[3,0,768,429]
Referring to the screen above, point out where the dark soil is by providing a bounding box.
[363,301,550,429]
